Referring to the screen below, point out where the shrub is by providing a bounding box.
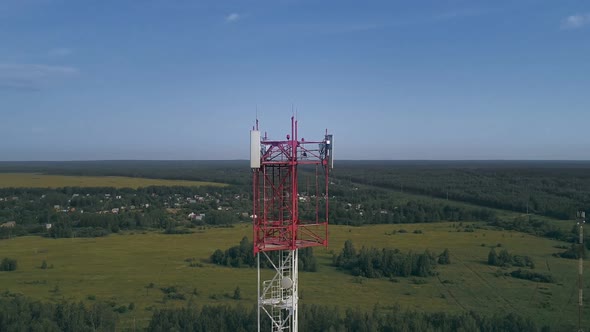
[114,305,128,314]
[233,286,241,300]
[438,249,451,265]
[0,258,17,271]
[510,269,554,283]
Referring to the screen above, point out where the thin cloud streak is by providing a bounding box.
[225,12,240,23]
[561,13,590,29]
[0,63,79,90]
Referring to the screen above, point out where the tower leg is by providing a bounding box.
[258,253,261,332]
[257,250,298,332]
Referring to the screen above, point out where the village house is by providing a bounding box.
[188,212,205,221]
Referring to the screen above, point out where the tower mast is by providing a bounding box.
[578,210,586,332]
[250,117,333,331]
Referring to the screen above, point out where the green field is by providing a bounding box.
[0,173,227,189]
[0,223,586,329]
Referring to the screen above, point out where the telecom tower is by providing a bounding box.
[250,117,333,332]
[578,210,586,332]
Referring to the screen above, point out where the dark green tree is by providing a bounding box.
[233,286,241,300]
[438,248,451,265]
[488,248,498,266]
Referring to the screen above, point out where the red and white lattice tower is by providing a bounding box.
[250,117,333,332]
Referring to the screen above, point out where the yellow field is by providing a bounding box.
[0,173,227,189]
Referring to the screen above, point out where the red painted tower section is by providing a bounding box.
[252,117,332,254]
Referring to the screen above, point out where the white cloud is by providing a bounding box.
[0,63,78,90]
[225,12,240,23]
[48,47,72,57]
[561,13,590,29]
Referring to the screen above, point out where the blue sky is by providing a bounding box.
[1,0,589,160]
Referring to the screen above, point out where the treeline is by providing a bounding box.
[0,294,117,331]
[487,248,535,268]
[330,198,498,226]
[332,161,590,220]
[488,216,590,250]
[510,269,554,283]
[147,303,551,332]
[333,240,450,278]
[210,237,318,272]
[489,217,570,241]
[0,160,250,185]
[0,290,565,331]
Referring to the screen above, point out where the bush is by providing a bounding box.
[0,258,17,271]
[488,248,534,268]
[114,305,128,314]
[438,249,451,265]
[233,286,241,300]
[557,243,585,260]
[510,269,554,283]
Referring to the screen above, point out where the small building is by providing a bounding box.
[0,221,16,228]
[188,212,206,221]
[111,208,120,214]
[45,223,52,230]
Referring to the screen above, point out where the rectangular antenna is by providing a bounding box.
[250,130,261,168]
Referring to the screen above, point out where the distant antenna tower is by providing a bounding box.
[250,117,333,332]
[578,210,586,332]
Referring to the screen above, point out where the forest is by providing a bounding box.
[0,293,550,332]
[1,160,589,330]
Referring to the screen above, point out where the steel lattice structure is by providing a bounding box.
[250,117,332,332]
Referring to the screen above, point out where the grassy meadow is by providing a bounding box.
[0,222,585,329]
[0,173,227,189]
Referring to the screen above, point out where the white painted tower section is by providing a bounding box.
[258,249,298,331]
